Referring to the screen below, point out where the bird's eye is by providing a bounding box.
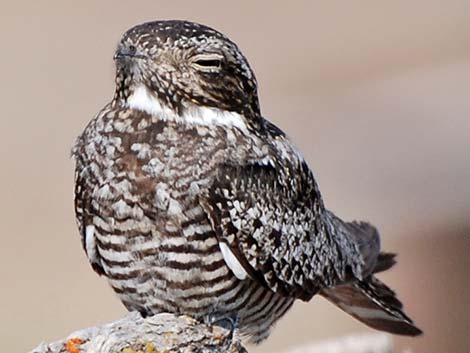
[191,54,223,72]
[195,59,221,68]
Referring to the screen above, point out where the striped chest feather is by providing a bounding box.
[77,110,235,305]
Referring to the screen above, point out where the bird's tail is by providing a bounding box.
[321,253,422,336]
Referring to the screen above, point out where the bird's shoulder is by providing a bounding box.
[235,117,319,192]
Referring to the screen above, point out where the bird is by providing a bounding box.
[72,20,422,343]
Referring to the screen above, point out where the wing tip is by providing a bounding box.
[367,318,423,336]
[374,252,397,273]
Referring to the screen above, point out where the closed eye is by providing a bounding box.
[191,54,223,71]
[195,59,221,68]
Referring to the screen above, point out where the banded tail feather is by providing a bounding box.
[321,266,422,336]
[323,212,421,335]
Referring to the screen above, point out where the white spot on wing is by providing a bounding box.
[219,242,248,280]
[85,225,98,264]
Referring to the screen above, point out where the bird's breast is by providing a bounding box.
[76,109,253,313]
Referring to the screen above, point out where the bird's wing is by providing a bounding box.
[73,153,105,275]
[201,127,359,300]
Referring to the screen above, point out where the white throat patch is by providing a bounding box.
[127,85,248,131]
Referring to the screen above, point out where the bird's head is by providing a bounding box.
[113,20,261,123]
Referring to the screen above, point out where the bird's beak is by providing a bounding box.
[114,44,147,61]
[114,44,136,60]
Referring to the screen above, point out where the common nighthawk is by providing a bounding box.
[72,20,422,343]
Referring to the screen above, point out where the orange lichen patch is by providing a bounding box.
[211,326,225,340]
[65,338,84,353]
[121,343,165,353]
[213,330,224,339]
[122,348,140,353]
[182,315,195,324]
[145,342,160,353]
[162,332,174,345]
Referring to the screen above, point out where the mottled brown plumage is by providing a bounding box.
[72,20,421,342]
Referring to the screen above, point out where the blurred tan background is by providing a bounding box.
[1,1,469,352]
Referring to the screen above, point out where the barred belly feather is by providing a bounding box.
[73,106,293,342]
